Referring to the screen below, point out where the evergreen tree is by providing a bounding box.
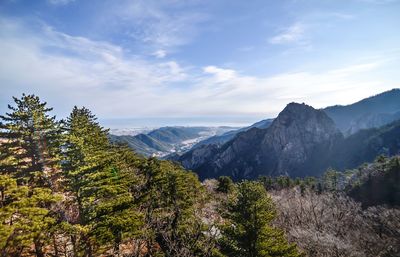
[322,169,342,191]
[0,174,61,257]
[139,158,215,257]
[62,106,142,256]
[218,181,303,257]
[216,176,234,193]
[0,94,61,187]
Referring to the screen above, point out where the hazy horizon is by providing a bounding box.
[100,116,262,129]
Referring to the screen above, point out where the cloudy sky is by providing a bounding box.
[1,0,399,126]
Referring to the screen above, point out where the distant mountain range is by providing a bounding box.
[109,126,237,157]
[111,89,400,179]
[323,88,400,135]
[190,118,274,149]
[176,89,400,180]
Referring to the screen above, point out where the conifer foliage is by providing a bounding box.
[0,94,303,257]
[0,94,61,186]
[218,181,303,257]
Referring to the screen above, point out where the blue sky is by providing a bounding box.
[1,0,400,127]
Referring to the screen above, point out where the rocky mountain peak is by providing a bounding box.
[268,102,339,143]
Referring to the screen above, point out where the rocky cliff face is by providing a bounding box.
[179,103,342,180]
[259,103,341,176]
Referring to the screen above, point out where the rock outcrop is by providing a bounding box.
[179,103,342,180]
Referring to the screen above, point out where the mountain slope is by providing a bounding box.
[180,103,342,179]
[110,134,172,156]
[179,102,400,180]
[191,119,273,149]
[147,126,205,144]
[110,126,236,157]
[323,88,400,134]
[332,119,400,170]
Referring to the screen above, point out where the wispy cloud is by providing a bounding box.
[203,66,236,83]
[153,49,167,58]
[108,0,208,51]
[0,17,188,117]
[269,22,306,45]
[0,16,398,120]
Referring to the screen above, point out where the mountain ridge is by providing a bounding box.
[179,103,342,179]
[178,96,400,180]
[323,88,400,134]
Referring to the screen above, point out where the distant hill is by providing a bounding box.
[147,127,205,144]
[331,119,400,170]
[191,118,273,149]
[323,88,400,135]
[110,126,237,157]
[110,134,172,156]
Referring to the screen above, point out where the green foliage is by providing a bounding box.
[218,181,303,257]
[348,156,400,207]
[62,106,143,255]
[322,168,342,191]
[258,176,299,191]
[216,176,234,193]
[0,94,62,186]
[138,158,214,256]
[0,174,61,256]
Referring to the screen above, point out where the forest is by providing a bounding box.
[0,94,399,257]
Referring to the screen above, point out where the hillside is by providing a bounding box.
[180,103,342,179]
[191,118,273,149]
[179,102,400,180]
[110,133,172,156]
[1,94,399,257]
[331,119,400,170]
[324,88,400,135]
[346,155,400,207]
[110,126,236,157]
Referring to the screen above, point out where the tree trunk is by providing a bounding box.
[34,239,45,257]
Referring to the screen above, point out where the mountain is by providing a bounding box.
[331,119,400,170]
[346,155,400,207]
[110,126,237,157]
[110,133,172,156]
[179,103,342,179]
[191,119,273,149]
[178,101,400,180]
[323,88,400,135]
[146,126,217,144]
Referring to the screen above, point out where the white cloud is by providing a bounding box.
[0,17,188,117]
[269,22,306,44]
[0,17,398,122]
[203,66,236,83]
[153,49,167,58]
[109,0,207,50]
[191,58,396,117]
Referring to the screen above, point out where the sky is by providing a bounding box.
[1,0,400,127]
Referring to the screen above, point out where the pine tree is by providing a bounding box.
[0,94,61,187]
[62,106,142,256]
[0,174,61,257]
[218,181,303,257]
[217,176,234,193]
[138,158,214,257]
